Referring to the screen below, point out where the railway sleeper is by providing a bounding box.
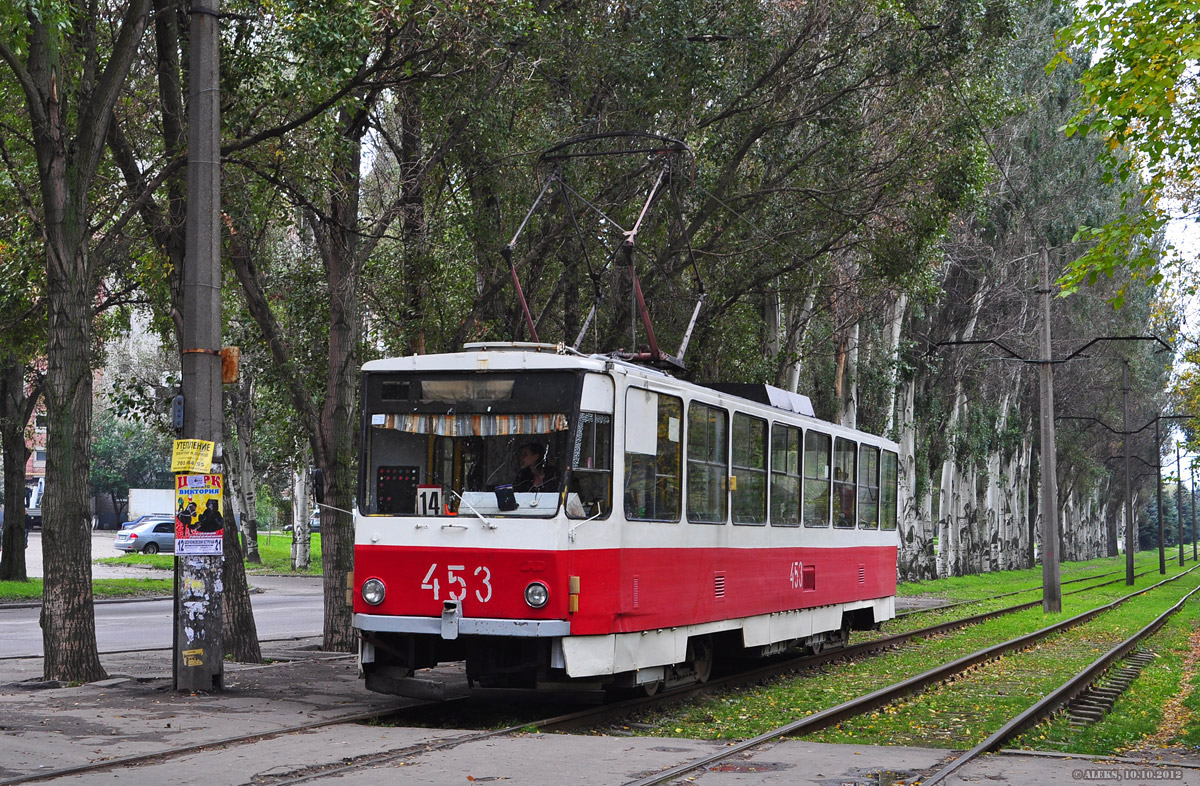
[1067,649,1157,728]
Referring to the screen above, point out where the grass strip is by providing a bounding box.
[0,577,174,601]
[897,552,1163,602]
[95,533,323,576]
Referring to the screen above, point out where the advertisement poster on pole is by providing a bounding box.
[171,439,214,474]
[175,474,224,556]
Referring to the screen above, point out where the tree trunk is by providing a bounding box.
[897,376,935,580]
[217,398,261,663]
[783,290,817,394]
[2,0,151,682]
[316,105,365,651]
[0,357,34,581]
[41,259,107,683]
[937,384,967,577]
[228,376,260,564]
[765,283,782,366]
[291,460,312,572]
[398,82,426,356]
[832,255,859,429]
[884,293,908,434]
[220,486,262,663]
[842,319,859,430]
[1105,494,1121,558]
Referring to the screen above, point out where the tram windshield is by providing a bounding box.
[361,371,586,518]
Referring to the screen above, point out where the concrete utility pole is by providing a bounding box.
[1177,445,1186,566]
[1038,243,1061,613]
[1185,463,1195,561]
[176,0,223,692]
[1122,363,1135,585]
[1155,418,1165,575]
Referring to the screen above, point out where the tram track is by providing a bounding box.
[247,561,1200,786]
[914,581,1200,786]
[2,561,1191,786]
[617,564,1200,786]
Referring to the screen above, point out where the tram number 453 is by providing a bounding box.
[420,563,493,603]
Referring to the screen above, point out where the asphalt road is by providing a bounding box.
[0,531,325,658]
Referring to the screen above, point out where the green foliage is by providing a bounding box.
[89,410,171,516]
[1051,0,1199,299]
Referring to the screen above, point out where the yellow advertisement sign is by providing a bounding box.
[175,474,224,556]
[172,439,215,474]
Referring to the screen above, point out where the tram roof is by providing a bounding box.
[362,342,690,378]
[363,344,896,447]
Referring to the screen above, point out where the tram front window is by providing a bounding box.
[362,372,578,517]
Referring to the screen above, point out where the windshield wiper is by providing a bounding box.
[446,487,499,530]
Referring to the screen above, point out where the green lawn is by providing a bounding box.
[0,532,326,602]
[92,531,323,575]
[0,577,175,600]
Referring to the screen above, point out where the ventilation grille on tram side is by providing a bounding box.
[714,572,726,600]
[858,564,866,584]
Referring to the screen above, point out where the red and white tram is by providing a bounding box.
[353,342,899,695]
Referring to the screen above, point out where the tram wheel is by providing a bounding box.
[640,679,661,697]
[690,635,714,684]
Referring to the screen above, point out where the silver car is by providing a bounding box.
[114,518,175,554]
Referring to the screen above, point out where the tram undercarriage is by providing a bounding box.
[358,606,880,699]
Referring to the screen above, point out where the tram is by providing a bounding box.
[352,342,899,696]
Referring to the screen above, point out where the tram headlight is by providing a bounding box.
[524,581,549,609]
[361,578,386,606]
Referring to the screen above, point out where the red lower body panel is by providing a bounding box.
[355,544,897,636]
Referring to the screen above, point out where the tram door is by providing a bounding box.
[569,374,615,522]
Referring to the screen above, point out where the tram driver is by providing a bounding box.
[513,441,559,493]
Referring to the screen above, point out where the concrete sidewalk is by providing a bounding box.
[2,644,1199,785]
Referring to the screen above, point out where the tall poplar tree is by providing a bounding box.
[0,0,151,681]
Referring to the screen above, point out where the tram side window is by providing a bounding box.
[803,431,831,527]
[858,444,880,529]
[771,424,801,526]
[832,437,857,528]
[570,412,613,519]
[732,413,767,525]
[623,389,682,521]
[881,450,899,531]
[687,403,728,524]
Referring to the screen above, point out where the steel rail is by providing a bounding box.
[618,564,1199,786]
[917,581,1200,785]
